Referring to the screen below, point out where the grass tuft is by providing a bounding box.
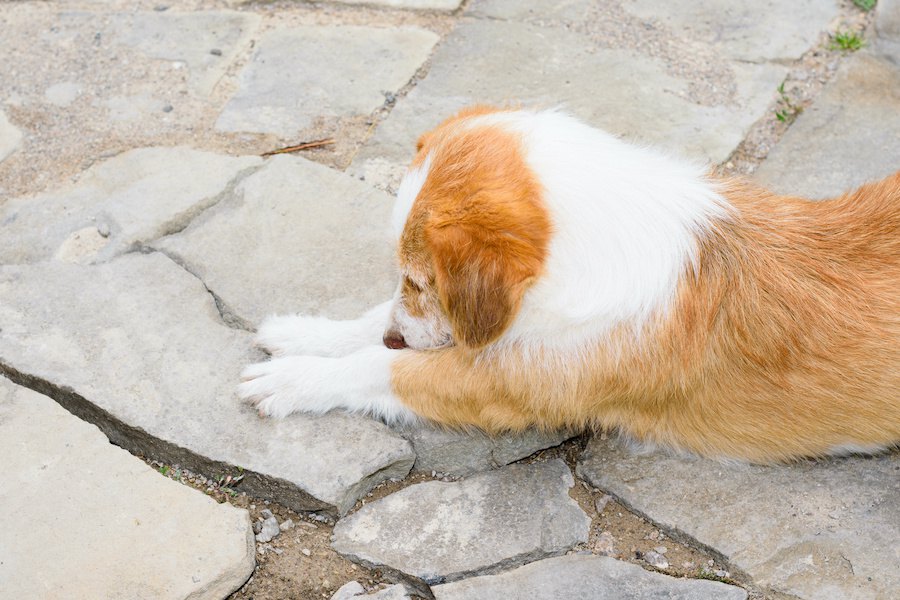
[830,30,866,51]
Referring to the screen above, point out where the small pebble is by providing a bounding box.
[654,546,668,554]
[255,516,280,543]
[260,509,274,520]
[162,104,173,113]
[301,548,311,557]
[644,550,669,569]
[210,48,223,56]
[594,494,612,513]
[96,223,110,237]
[279,519,294,532]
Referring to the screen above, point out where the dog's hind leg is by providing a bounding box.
[253,300,392,358]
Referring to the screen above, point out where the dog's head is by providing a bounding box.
[383,107,552,351]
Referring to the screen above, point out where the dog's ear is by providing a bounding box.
[427,218,543,348]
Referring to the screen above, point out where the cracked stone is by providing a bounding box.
[349,18,786,190]
[754,49,900,199]
[216,26,439,136]
[401,425,573,477]
[622,0,837,62]
[431,554,747,600]
[332,460,590,592]
[576,437,900,600]
[0,147,262,265]
[0,376,255,599]
[113,10,261,96]
[0,253,414,516]
[155,155,397,326]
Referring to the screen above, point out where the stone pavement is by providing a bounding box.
[0,1,898,599]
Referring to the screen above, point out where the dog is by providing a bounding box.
[239,106,900,463]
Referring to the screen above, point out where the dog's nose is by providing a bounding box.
[383,330,408,350]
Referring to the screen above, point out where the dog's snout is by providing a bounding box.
[383,330,408,350]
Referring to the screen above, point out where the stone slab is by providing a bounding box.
[576,437,900,600]
[0,147,262,265]
[0,253,415,516]
[155,155,398,326]
[622,0,836,62]
[0,376,255,599]
[349,18,786,190]
[113,10,261,96]
[402,425,573,477]
[332,459,590,591]
[0,108,21,164]
[216,25,439,136]
[753,50,900,199]
[432,554,748,600]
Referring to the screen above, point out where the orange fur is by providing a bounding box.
[392,164,900,462]
[399,116,550,347]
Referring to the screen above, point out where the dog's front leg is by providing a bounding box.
[238,345,418,424]
[254,300,392,358]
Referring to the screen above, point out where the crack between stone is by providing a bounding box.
[0,362,335,516]
[144,246,255,332]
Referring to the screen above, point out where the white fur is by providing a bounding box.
[472,109,731,348]
[239,345,416,423]
[240,108,733,420]
[255,301,392,358]
[392,153,432,240]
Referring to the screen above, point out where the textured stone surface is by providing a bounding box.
[349,18,786,189]
[216,26,439,136]
[753,50,900,199]
[432,554,748,600]
[0,109,21,164]
[332,582,414,599]
[623,0,836,62]
[402,426,573,476]
[155,155,397,326]
[113,10,260,96]
[576,437,900,600]
[0,253,414,516]
[0,376,255,599]
[0,147,262,265]
[332,460,590,590]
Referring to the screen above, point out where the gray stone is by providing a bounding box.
[0,147,262,265]
[754,51,900,199]
[623,0,837,62]
[332,460,590,590]
[0,253,415,516]
[216,26,439,136]
[113,10,260,96]
[350,19,785,190]
[155,154,398,326]
[255,516,281,543]
[876,0,900,45]
[0,109,22,163]
[332,581,413,599]
[432,554,747,600]
[402,426,572,477]
[0,376,255,599]
[328,0,462,9]
[576,437,900,600]
[332,581,367,600]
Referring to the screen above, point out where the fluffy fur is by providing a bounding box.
[239,107,900,463]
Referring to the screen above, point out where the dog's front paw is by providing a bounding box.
[238,356,332,418]
[254,314,332,357]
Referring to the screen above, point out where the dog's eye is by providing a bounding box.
[404,276,423,292]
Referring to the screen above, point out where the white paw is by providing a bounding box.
[253,314,328,357]
[238,356,333,418]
